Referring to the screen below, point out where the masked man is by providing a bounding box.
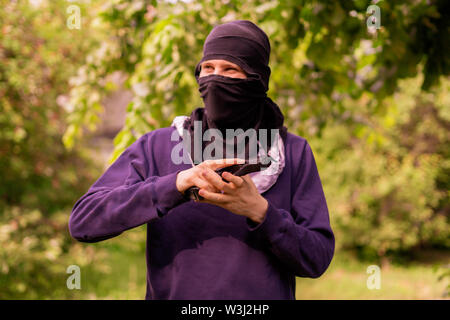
[69,20,335,300]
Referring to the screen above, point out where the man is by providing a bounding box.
[69,20,335,300]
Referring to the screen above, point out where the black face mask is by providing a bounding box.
[184,20,287,164]
[198,74,267,130]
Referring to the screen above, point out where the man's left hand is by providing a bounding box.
[197,169,268,224]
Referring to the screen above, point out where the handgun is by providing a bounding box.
[183,159,271,201]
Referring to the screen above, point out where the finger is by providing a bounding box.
[201,158,246,170]
[198,188,230,203]
[221,171,244,188]
[241,174,257,189]
[201,167,229,191]
[202,167,237,194]
[192,177,220,193]
[220,177,238,193]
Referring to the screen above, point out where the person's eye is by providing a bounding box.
[203,65,213,70]
[226,68,237,72]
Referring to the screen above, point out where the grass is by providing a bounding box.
[77,227,449,300]
[295,250,449,300]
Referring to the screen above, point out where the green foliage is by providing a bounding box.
[64,0,450,159]
[434,264,450,297]
[62,0,449,261]
[2,1,446,299]
[0,207,109,299]
[0,0,100,210]
[0,0,106,298]
[311,76,450,260]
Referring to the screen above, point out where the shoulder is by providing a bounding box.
[284,131,319,181]
[285,131,310,157]
[132,126,180,157]
[286,131,307,144]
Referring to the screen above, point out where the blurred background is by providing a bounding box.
[0,0,449,299]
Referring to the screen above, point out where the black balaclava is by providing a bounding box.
[183,20,287,164]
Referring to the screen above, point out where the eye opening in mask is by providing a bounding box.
[198,73,257,84]
[195,54,262,83]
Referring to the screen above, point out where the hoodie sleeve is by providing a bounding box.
[246,140,335,278]
[68,132,187,243]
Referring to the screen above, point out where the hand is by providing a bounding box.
[176,158,245,195]
[197,170,269,224]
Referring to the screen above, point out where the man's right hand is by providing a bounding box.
[176,158,245,195]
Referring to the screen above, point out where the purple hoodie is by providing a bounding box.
[69,126,335,299]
